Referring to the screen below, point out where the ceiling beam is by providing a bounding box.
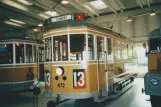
[74,0,99,16]
[34,0,72,15]
[102,0,117,13]
[115,0,125,10]
[69,0,95,17]
[0,6,39,26]
[0,0,45,20]
[89,4,161,24]
[147,0,151,7]
[110,0,123,12]
[136,0,144,8]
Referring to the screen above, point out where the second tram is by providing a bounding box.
[0,39,39,91]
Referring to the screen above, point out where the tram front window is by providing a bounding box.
[53,35,68,61]
[0,44,13,64]
[150,38,161,53]
[70,34,85,61]
[16,43,25,63]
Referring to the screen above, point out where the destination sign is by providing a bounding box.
[51,14,72,22]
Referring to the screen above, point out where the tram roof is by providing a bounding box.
[44,20,133,44]
[149,27,161,38]
[0,39,38,44]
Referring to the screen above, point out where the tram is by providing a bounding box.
[144,27,161,107]
[0,39,39,91]
[43,13,137,106]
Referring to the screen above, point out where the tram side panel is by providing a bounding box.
[0,65,37,91]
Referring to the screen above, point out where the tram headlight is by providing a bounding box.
[151,78,159,85]
[56,67,64,76]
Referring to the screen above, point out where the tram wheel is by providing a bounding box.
[150,95,161,107]
[47,101,57,107]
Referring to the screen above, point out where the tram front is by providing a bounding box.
[144,28,161,107]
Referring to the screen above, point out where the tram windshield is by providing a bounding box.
[150,38,161,53]
[0,44,13,64]
[70,34,85,61]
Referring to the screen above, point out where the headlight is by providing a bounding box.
[56,67,64,76]
[151,78,159,85]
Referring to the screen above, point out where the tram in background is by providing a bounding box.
[43,13,137,106]
[0,39,39,91]
[0,38,45,91]
[144,27,161,107]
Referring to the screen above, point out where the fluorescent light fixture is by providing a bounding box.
[38,23,43,27]
[33,28,38,32]
[150,10,156,16]
[17,0,33,5]
[127,17,132,22]
[1,0,28,11]
[39,13,50,19]
[4,21,23,27]
[10,19,26,24]
[90,0,107,10]
[45,11,57,17]
[61,0,69,4]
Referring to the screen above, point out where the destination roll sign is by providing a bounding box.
[44,13,85,26]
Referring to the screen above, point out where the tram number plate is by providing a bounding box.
[73,69,86,89]
[57,83,65,88]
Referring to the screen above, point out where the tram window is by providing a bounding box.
[53,35,68,61]
[26,44,33,63]
[97,36,104,60]
[39,47,44,62]
[88,34,94,60]
[150,38,161,52]
[16,43,25,63]
[70,34,85,61]
[0,44,13,64]
[107,38,113,61]
[33,45,37,63]
[45,38,52,62]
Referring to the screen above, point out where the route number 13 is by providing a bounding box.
[73,69,86,89]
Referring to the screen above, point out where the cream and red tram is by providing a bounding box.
[43,13,136,103]
[0,39,39,91]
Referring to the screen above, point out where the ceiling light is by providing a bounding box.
[61,0,69,4]
[90,0,107,10]
[4,21,23,27]
[38,23,43,27]
[17,0,33,5]
[150,10,156,16]
[127,17,132,22]
[33,28,38,32]
[39,13,50,19]
[10,19,26,24]
[45,11,57,17]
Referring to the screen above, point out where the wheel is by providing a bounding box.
[150,95,161,107]
[47,101,56,107]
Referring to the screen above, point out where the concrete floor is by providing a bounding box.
[0,78,151,107]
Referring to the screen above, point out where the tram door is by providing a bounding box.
[97,36,108,91]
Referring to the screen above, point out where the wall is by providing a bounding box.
[100,13,161,43]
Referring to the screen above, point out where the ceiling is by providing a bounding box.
[0,0,161,39]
